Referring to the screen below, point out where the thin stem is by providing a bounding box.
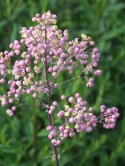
[20,102,41,108]
[57,72,85,86]
[43,25,59,166]
[33,114,37,163]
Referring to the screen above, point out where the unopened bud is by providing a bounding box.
[65,125,70,130]
[65,112,70,117]
[64,105,70,111]
[0,52,3,57]
[87,121,92,126]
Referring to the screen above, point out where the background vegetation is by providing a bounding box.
[0,0,125,165]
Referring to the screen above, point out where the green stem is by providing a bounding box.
[33,114,37,163]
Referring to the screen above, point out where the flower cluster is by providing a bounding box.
[0,11,119,148]
[47,93,119,146]
[100,105,119,129]
[0,11,103,116]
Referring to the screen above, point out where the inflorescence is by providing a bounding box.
[47,94,119,146]
[0,11,119,146]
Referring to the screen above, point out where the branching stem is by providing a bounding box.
[43,25,59,166]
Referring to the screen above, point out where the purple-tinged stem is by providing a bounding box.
[43,25,59,166]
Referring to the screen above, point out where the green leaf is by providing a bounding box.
[0,20,7,27]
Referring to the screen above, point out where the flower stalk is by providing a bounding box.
[43,25,59,166]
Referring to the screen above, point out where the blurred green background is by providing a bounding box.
[0,0,125,165]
